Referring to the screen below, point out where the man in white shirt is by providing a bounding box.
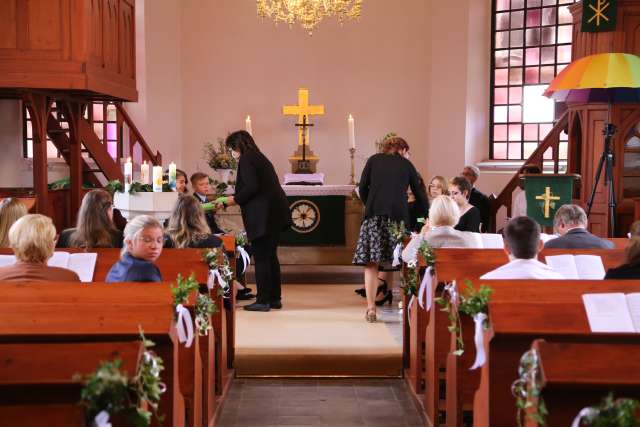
[481,216,564,279]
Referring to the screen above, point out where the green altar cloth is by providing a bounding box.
[279,195,346,246]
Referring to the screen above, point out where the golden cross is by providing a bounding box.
[588,0,610,26]
[535,186,561,218]
[283,88,325,146]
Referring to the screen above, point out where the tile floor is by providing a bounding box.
[216,379,424,427]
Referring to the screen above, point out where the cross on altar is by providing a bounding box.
[535,186,561,218]
[283,88,325,173]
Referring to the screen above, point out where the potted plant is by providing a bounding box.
[203,138,237,185]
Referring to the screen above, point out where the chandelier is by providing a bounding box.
[256,0,363,34]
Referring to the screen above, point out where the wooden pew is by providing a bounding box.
[414,248,625,426]
[471,280,640,427]
[524,339,640,427]
[0,340,142,426]
[0,295,180,427]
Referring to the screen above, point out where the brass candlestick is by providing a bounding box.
[349,147,356,185]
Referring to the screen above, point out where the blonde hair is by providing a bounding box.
[165,196,211,248]
[429,195,460,227]
[625,237,640,265]
[122,215,162,256]
[70,190,118,248]
[9,214,56,263]
[0,198,28,247]
[428,176,449,199]
[629,220,640,238]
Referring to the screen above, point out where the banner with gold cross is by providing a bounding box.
[582,0,617,33]
[523,174,578,227]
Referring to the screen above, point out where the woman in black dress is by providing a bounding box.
[449,176,481,233]
[221,131,290,312]
[354,137,429,322]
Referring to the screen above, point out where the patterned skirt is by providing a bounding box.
[352,215,400,270]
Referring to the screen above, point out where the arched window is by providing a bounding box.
[490,0,576,160]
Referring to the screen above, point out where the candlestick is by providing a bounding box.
[152,166,163,192]
[349,147,356,185]
[124,157,133,192]
[348,114,355,150]
[140,160,150,185]
[246,115,253,135]
[168,162,177,190]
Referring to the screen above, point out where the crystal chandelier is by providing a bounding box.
[256,0,363,34]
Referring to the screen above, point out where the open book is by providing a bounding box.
[0,252,97,282]
[545,254,606,279]
[582,293,640,333]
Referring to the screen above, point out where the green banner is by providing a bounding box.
[582,0,617,33]
[279,195,345,246]
[524,176,576,227]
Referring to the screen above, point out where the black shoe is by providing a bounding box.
[354,287,366,297]
[243,302,271,312]
[239,287,254,295]
[236,291,256,301]
[354,280,388,298]
[375,289,393,306]
[270,301,283,309]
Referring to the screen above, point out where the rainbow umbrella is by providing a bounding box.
[544,52,640,102]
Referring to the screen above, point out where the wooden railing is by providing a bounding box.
[489,111,569,232]
[115,102,162,166]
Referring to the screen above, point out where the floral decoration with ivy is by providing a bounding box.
[75,330,166,427]
[202,248,234,296]
[106,179,172,195]
[402,240,436,297]
[579,393,640,427]
[204,137,237,170]
[512,348,547,427]
[195,293,218,336]
[435,280,492,356]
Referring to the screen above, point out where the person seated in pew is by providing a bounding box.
[0,198,27,247]
[176,168,189,194]
[402,195,478,264]
[544,204,614,249]
[191,172,225,234]
[164,195,223,248]
[629,220,640,238]
[604,237,640,279]
[57,189,123,249]
[106,215,163,283]
[480,216,564,279]
[449,176,482,233]
[0,214,80,282]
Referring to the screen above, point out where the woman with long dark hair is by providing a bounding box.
[354,137,429,322]
[220,130,290,311]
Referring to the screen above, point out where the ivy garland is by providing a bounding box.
[434,280,493,356]
[202,248,234,297]
[580,393,640,427]
[106,179,172,195]
[401,240,436,297]
[170,273,199,312]
[75,330,166,427]
[171,273,217,337]
[511,349,547,427]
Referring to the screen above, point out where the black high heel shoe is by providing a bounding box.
[375,289,393,306]
[355,279,388,298]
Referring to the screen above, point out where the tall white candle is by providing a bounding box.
[246,115,253,135]
[168,162,177,190]
[140,160,150,185]
[124,157,133,192]
[152,166,163,192]
[348,114,356,149]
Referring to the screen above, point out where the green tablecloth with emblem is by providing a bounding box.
[279,195,346,246]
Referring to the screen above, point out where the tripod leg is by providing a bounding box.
[605,152,617,236]
[586,150,607,216]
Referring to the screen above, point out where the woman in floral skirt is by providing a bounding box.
[353,137,429,322]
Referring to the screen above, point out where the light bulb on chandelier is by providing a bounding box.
[256,0,363,35]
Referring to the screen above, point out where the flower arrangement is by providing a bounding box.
[75,330,166,427]
[402,239,435,297]
[171,273,217,337]
[512,349,547,427]
[204,138,237,171]
[202,248,234,296]
[576,393,640,427]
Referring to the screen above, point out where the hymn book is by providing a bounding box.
[582,293,640,333]
[544,254,606,279]
[0,252,97,282]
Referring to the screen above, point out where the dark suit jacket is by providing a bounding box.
[468,187,490,232]
[358,153,429,226]
[544,228,614,249]
[234,150,290,241]
[105,253,162,283]
[605,263,640,279]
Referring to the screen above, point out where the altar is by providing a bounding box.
[279,184,356,246]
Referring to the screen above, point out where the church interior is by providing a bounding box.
[1,0,640,426]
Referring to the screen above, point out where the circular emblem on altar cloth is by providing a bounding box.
[290,199,320,233]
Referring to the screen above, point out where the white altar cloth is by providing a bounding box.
[282,184,356,197]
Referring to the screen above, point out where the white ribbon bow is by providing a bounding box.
[418,266,433,311]
[392,243,402,267]
[469,312,488,370]
[175,304,194,348]
[208,268,227,290]
[571,407,598,427]
[237,245,251,274]
[94,411,112,427]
